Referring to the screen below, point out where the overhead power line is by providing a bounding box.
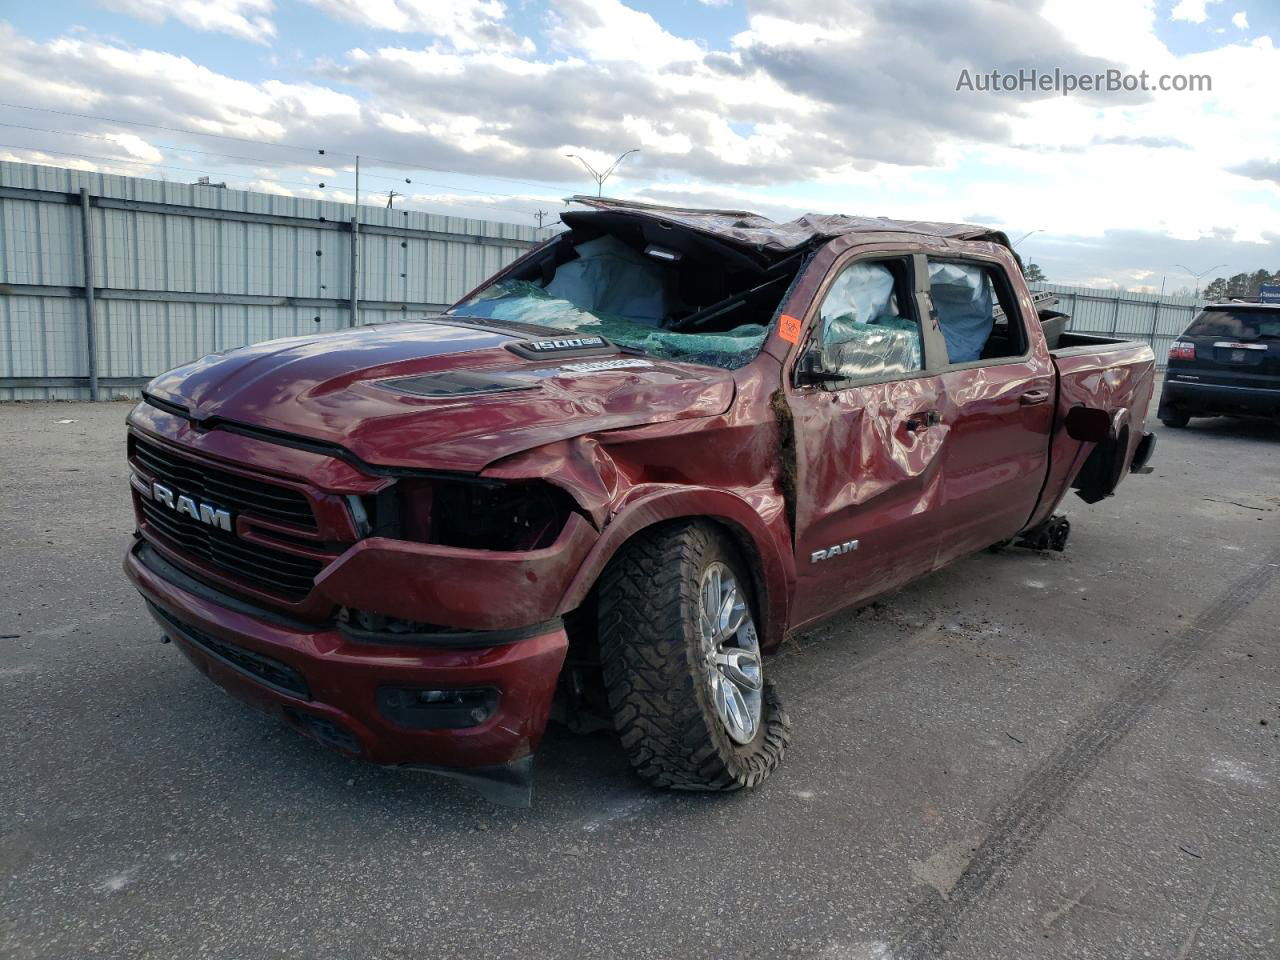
[0,101,320,153]
[0,101,571,192]
[0,120,564,201]
[0,142,322,191]
[0,143,557,222]
[0,120,317,170]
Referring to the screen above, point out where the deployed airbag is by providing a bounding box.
[929,261,993,363]
[545,234,668,325]
[819,262,922,377]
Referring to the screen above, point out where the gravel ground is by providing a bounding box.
[1,397,1277,959]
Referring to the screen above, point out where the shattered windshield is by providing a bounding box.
[448,280,767,370]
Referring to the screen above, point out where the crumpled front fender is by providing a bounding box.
[555,485,794,651]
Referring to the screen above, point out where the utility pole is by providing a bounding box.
[565,149,640,197]
[534,209,549,228]
[78,188,98,401]
[350,156,361,329]
[386,190,401,209]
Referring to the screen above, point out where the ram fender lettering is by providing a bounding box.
[810,540,859,563]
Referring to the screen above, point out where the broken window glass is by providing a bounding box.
[817,261,923,379]
[450,280,768,370]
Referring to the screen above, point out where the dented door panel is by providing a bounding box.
[932,358,1056,566]
[788,375,948,627]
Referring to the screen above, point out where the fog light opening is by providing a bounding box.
[378,686,500,730]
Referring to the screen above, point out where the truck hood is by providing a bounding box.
[143,320,735,473]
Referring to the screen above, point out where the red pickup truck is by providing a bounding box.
[124,198,1156,804]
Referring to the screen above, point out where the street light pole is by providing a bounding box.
[1175,263,1226,300]
[566,149,640,197]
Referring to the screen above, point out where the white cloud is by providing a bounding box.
[300,0,532,52]
[732,11,868,48]
[0,23,360,157]
[95,0,276,44]
[1170,0,1224,25]
[106,132,164,162]
[546,0,704,64]
[1232,11,1249,29]
[1,1,1276,286]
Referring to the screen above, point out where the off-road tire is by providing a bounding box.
[597,520,790,791]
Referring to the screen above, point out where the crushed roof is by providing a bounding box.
[565,195,1013,254]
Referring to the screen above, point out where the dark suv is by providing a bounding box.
[1159,303,1280,427]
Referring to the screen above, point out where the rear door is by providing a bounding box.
[923,254,1056,565]
[785,250,948,627]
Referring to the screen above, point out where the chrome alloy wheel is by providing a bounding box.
[698,561,763,745]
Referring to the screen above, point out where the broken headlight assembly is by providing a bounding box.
[359,475,578,552]
[339,476,581,647]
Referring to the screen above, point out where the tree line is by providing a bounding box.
[1202,269,1278,301]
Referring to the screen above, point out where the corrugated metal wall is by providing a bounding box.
[1,161,1208,401]
[1029,281,1206,367]
[0,161,549,400]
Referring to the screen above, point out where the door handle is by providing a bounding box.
[1020,389,1050,405]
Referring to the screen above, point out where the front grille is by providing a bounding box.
[131,436,316,531]
[130,435,331,602]
[151,603,310,699]
[138,497,325,601]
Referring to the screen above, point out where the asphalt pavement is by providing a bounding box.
[1,397,1276,959]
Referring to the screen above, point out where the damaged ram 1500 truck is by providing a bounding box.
[124,197,1157,805]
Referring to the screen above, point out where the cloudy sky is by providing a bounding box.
[1,0,1277,290]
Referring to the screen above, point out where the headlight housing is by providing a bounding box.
[362,476,578,551]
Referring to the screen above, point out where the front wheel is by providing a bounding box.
[1161,411,1190,428]
[597,521,790,791]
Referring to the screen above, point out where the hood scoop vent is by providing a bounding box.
[379,370,540,399]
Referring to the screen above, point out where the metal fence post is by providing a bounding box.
[78,187,99,401]
[349,216,360,328]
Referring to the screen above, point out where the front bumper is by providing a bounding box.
[1161,378,1280,418]
[125,539,568,787]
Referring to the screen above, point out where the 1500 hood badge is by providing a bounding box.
[131,473,233,532]
[505,335,619,360]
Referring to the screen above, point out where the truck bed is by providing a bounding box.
[1021,335,1158,530]
[1049,331,1152,356]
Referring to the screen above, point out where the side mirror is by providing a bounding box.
[793,344,845,388]
[1064,406,1112,443]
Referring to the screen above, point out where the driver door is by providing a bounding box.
[786,251,948,628]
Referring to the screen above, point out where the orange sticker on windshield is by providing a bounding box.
[778,313,802,343]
